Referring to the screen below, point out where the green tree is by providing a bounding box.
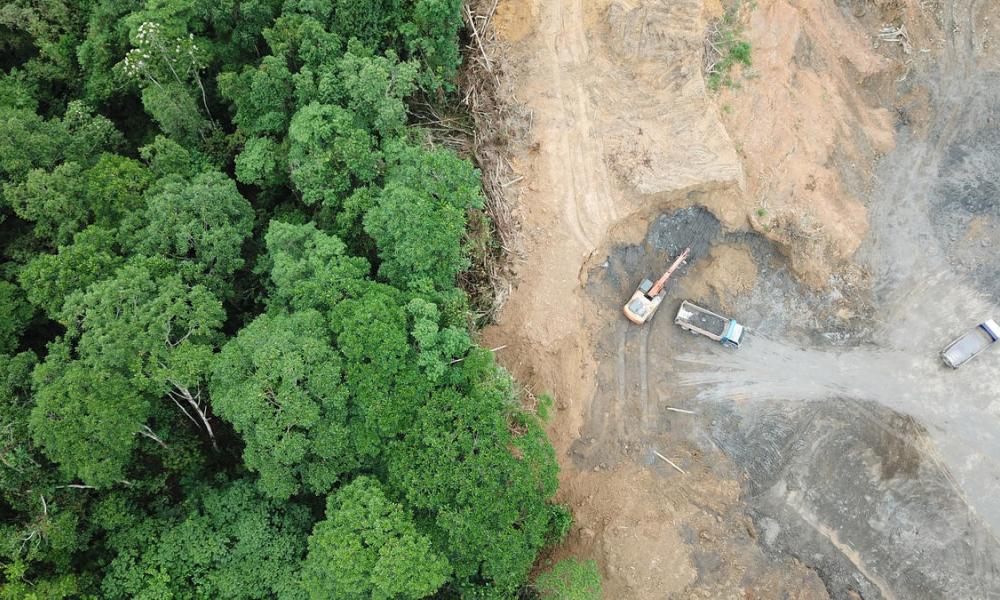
[0,101,120,203]
[264,220,369,314]
[287,102,379,207]
[211,310,356,500]
[535,559,602,600]
[83,153,154,226]
[76,0,133,103]
[28,259,226,477]
[139,134,209,179]
[102,479,311,600]
[122,171,254,294]
[30,357,149,487]
[140,82,210,148]
[0,281,32,354]
[262,13,343,71]
[364,142,483,291]
[0,351,93,586]
[58,100,126,165]
[218,54,295,137]
[4,152,148,247]
[286,48,412,141]
[314,46,417,138]
[5,162,89,246]
[406,296,469,381]
[327,283,432,460]
[0,1,87,104]
[118,20,215,145]
[385,349,567,596]
[234,135,286,187]
[0,108,63,185]
[56,259,225,389]
[19,226,124,319]
[400,0,464,90]
[302,476,449,600]
[327,0,403,50]
[0,351,41,509]
[0,561,81,600]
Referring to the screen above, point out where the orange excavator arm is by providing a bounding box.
[649,247,691,296]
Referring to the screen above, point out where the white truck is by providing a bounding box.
[674,300,745,349]
[941,320,1000,368]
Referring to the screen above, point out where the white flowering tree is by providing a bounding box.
[119,22,215,143]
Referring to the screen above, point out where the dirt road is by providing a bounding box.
[486,0,1000,597]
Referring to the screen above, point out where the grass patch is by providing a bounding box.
[705,4,753,91]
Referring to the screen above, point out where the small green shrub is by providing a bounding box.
[535,558,602,600]
[706,4,753,91]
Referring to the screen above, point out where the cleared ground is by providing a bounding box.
[485,0,1000,597]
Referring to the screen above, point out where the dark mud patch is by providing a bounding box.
[710,397,1000,599]
[875,413,925,481]
[585,205,721,303]
[929,93,1000,298]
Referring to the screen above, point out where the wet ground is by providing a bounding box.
[576,4,1000,595]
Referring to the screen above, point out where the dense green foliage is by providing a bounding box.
[0,1,572,598]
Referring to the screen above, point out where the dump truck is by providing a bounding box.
[941,319,1000,368]
[623,248,691,325]
[674,300,745,348]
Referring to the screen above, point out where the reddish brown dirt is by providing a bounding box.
[481,0,938,596]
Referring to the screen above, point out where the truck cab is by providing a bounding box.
[721,320,744,348]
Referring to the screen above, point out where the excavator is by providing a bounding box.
[623,247,691,325]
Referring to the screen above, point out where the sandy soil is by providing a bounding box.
[481,0,999,597]
[717,0,900,287]
[683,243,757,312]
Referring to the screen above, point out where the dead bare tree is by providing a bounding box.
[165,377,219,450]
[878,24,913,55]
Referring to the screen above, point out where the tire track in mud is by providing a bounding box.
[638,324,651,430]
[544,0,618,251]
[784,491,899,600]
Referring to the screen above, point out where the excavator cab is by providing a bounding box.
[624,288,664,324]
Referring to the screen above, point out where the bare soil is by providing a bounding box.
[481,0,1000,597]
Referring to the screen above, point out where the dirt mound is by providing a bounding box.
[598,0,745,219]
[683,243,758,310]
[715,0,903,287]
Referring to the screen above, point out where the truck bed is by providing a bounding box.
[942,325,995,368]
[675,301,728,338]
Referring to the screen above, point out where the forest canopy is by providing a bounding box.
[0,1,570,598]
